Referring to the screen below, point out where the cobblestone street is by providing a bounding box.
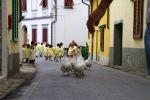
[4,58,150,100]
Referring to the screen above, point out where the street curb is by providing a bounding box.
[0,65,37,100]
[92,61,148,79]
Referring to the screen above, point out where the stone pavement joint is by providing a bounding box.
[0,64,36,100]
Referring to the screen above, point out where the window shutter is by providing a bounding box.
[19,0,22,22]
[32,29,37,42]
[107,8,110,29]
[99,25,106,52]
[43,28,48,43]
[8,15,12,30]
[64,0,74,8]
[45,0,48,8]
[42,0,48,8]
[24,0,27,11]
[12,0,18,42]
[133,0,144,39]
[22,0,27,11]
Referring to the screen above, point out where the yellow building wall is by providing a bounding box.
[7,0,21,54]
[89,0,110,65]
[110,0,146,48]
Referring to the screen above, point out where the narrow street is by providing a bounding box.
[4,58,150,100]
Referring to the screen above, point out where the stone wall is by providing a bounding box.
[109,47,147,73]
[8,53,20,77]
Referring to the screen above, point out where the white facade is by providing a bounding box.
[53,0,88,47]
[22,0,52,44]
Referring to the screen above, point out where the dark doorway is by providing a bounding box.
[114,23,123,66]
[22,25,27,46]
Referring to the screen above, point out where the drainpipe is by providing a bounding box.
[82,0,90,15]
[51,0,57,45]
[82,0,94,60]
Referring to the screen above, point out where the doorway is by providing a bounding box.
[114,22,123,66]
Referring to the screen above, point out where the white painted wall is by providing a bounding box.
[54,0,88,47]
[22,0,52,44]
[22,19,51,44]
[22,0,52,18]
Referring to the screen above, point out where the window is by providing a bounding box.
[22,0,27,11]
[42,28,48,43]
[99,25,106,52]
[40,0,48,8]
[64,0,74,8]
[32,28,37,42]
[19,0,22,21]
[8,15,12,30]
[12,0,18,42]
[133,0,144,39]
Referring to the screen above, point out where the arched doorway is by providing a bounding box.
[22,25,27,46]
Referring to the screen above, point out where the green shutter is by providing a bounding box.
[12,0,18,42]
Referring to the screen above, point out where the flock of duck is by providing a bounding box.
[61,54,92,77]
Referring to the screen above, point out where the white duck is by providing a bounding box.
[85,55,92,70]
[73,53,86,77]
[61,55,72,76]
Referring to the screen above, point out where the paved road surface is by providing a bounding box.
[4,58,150,100]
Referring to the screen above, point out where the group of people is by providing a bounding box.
[22,41,36,63]
[22,40,81,63]
[67,40,81,58]
[22,42,64,63]
[42,42,64,61]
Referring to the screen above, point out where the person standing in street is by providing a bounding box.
[29,41,36,63]
[86,0,150,77]
[145,0,150,77]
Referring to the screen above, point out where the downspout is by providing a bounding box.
[51,0,57,45]
[82,0,90,16]
[82,0,94,60]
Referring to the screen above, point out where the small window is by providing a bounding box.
[99,25,106,52]
[133,0,144,39]
[42,28,48,43]
[8,15,12,30]
[32,28,37,42]
[22,0,27,11]
[64,0,74,9]
[40,0,48,8]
